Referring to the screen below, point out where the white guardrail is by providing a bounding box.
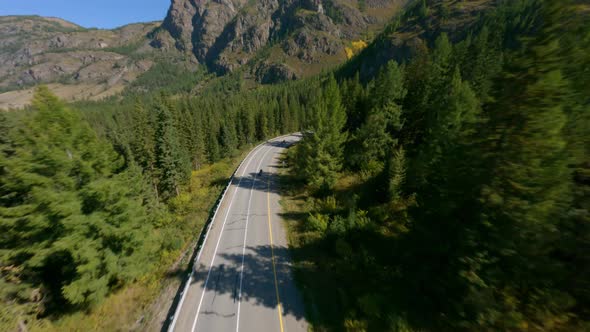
[167,134,293,332]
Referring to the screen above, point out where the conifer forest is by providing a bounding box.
[1,0,589,331]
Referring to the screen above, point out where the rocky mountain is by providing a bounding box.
[0,0,409,108]
[0,16,169,109]
[158,0,408,81]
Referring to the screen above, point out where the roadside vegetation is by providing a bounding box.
[282,1,590,331]
[0,88,255,331]
[1,0,588,331]
[0,56,320,330]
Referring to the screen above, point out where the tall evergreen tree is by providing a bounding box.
[347,61,406,173]
[239,103,256,145]
[256,109,269,141]
[0,87,157,308]
[206,119,221,163]
[219,121,238,157]
[341,72,366,132]
[130,98,156,172]
[154,97,191,199]
[469,3,576,328]
[295,75,347,192]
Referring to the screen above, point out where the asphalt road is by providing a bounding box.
[170,134,307,332]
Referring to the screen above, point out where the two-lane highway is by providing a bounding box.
[170,134,307,332]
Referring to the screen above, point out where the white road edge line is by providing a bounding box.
[169,143,264,332]
[169,134,293,332]
[235,146,275,332]
[189,145,266,332]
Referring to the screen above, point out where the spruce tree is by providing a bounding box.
[347,62,406,173]
[472,3,575,327]
[256,109,269,141]
[341,72,366,131]
[296,74,347,192]
[154,97,190,199]
[191,109,207,169]
[239,103,256,145]
[130,98,156,172]
[206,121,221,163]
[219,121,237,157]
[0,87,157,308]
[371,60,407,111]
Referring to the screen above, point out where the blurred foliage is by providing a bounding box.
[1,0,588,331]
[284,0,590,331]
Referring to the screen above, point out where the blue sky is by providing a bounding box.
[0,0,170,29]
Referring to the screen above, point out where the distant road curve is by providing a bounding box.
[168,134,308,332]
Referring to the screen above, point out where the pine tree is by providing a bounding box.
[154,97,190,199]
[347,62,406,173]
[371,61,407,111]
[348,110,392,173]
[206,119,221,163]
[409,36,480,187]
[195,118,207,168]
[288,92,303,131]
[462,26,504,102]
[341,72,366,131]
[256,109,269,141]
[0,87,157,308]
[130,98,156,171]
[295,74,347,192]
[219,121,237,157]
[239,103,256,145]
[470,3,575,327]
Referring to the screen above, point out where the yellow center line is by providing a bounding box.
[267,175,285,332]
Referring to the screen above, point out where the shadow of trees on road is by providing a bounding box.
[190,244,306,321]
[161,138,307,331]
[231,172,282,195]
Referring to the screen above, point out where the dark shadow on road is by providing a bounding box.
[161,135,302,332]
[231,171,282,195]
[189,244,307,321]
[264,140,291,148]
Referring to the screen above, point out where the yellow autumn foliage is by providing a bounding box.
[345,47,354,59]
[345,39,368,59]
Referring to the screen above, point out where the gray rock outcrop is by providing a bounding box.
[162,0,409,80]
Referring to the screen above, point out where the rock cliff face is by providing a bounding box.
[0,0,408,107]
[161,0,408,80]
[0,16,168,108]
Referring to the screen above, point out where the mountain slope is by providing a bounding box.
[340,0,497,80]
[0,16,169,109]
[0,0,410,107]
[160,0,409,80]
